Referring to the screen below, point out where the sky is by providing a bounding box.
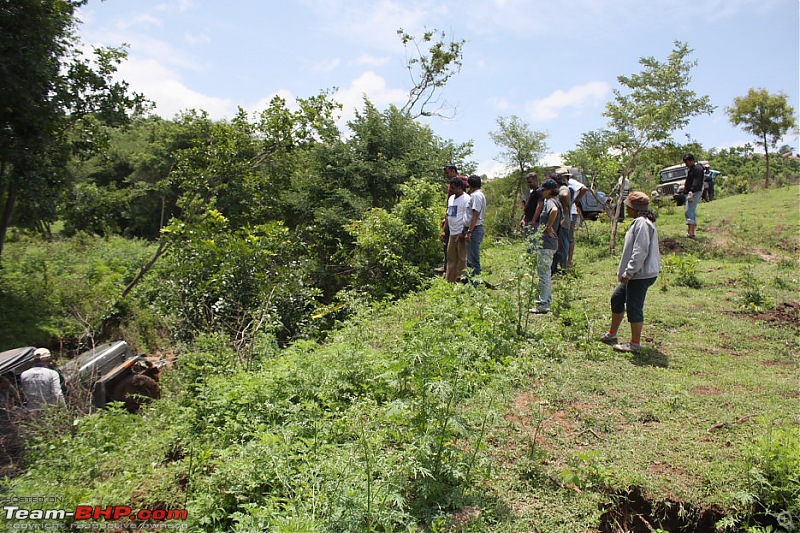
[75,0,800,178]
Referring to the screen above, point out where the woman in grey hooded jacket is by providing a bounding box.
[600,191,661,353]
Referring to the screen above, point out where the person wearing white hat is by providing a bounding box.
[20,348,65,410]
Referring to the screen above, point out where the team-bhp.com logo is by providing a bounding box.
[5,505,188,529]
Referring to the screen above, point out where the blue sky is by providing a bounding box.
[76,0,799,178]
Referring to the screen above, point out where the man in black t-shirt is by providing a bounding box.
[682,154,704,238]
[521,172,544,230]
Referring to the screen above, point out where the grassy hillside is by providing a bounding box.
[2,185,798,532]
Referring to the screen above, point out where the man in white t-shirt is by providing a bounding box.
[567,176,587,268]
[443,177,471,282]
[20,348,65,410]
[465,175,486,278]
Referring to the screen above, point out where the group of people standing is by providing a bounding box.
[520,171,588,314]
[439,160,667,354]
[520,169,662,353]
[440,165,486,283]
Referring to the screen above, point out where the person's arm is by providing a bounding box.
[51,373,66,407]
[543,205,558,237]
[466,208,481,241]
[532,198,544,231]
[574,186,588,204]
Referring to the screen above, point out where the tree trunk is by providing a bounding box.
[763,133,771,188]
[0,175,18,259]
[509,164,524,234]
[121,239,169,299]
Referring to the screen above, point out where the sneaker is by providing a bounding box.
[613,342,641,353]
[529,307,550,314]
[600,332,618,345]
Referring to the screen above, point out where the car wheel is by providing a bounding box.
[108,375,160,413]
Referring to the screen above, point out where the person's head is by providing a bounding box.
[554,173,568,186]
[449,177,466,195]
[682,154,696,167]
[541,178,559,198]
[525,172,539,188]
[33,347,52,366]
[624,191,653,218]
[444,164,458,178]
[467,174,481,190]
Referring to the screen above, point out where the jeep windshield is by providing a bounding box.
[659,164,688,183]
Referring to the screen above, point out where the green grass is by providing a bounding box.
[473,185,799,531]
[2,185,798,532]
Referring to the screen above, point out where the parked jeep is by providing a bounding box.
[0,341,160,413]
[653,161,716,205]
[554,167,609,220]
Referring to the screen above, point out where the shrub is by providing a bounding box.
[662,254,702,288]
[346,177,441,299]
[749,426,800,520]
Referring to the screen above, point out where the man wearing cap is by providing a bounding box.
[20,348,65,410]
[566,174,588,268]
[682,154,704,238]
[551,174,572,275]
[465,175,486,278]
[530,178,562,314]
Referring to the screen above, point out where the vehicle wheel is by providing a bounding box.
[108,375,160,413]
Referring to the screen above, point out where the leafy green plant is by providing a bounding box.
[513,230,542,335]
[749,426,800,519]
[662,253,702,288]
[736,266,771,312]
[559,450,614,490]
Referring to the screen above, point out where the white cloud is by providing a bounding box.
[489,97,511,111]
[184,32,210,45]
[477,159,509,180]
[541,152,564,167]
[314,58,342,73]
[116,57,234,119]
[354,54,391,67]
[332,71,408,124]
[302,0,438,51]
[525,81,611,121]
[121,13,163,30]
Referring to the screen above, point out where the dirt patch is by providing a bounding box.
[753,301,800,327]
[599,487,725,533]
[659,238,685,254]
[599,486,788,533]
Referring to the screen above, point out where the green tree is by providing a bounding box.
[563,130,621,192]
[0,0,145,257]
[727,88,798,187]
[603,40,714,248]
[489,115,548,232]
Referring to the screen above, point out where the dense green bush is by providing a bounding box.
[0,234,157,349]
[155,210,319,346]
[346,177,442,299]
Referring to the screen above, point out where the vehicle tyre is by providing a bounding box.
[108,375,160,413]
